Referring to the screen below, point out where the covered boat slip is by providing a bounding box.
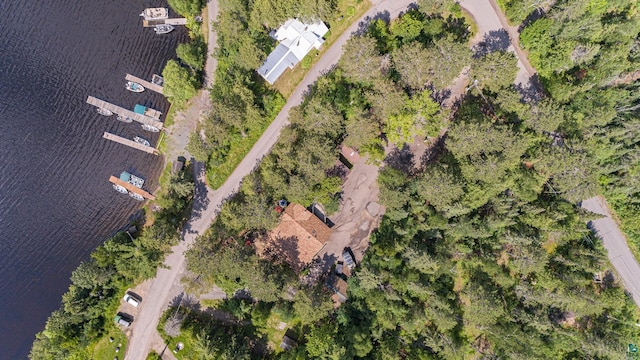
[125,73,163,94]
[108,176,155,200]
[133,104,162,119]
[102,132,158,155]
[86,96,164,130]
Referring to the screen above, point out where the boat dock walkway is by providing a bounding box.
[125,73,163,94]
[86,96,163,130]
[142,18,187,27]
[109,176,156,200]
[103,132,159,155]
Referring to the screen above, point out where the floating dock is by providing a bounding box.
[142,18,187,27]
[102,132,159,155]
[86,96,163,130]
[109,176,156,200]
[125,73,163,94]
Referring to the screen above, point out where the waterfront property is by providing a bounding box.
[102,132,158,155]
[109,171,155,200]
[87,96,164,130]
[125,74,163,94]
[134,104,162,119]
[257,19,329,85]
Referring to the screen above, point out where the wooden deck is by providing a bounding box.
[109,176,156,200]
[86,96,163,130]
[142,18,187,27]
[102,132,159,155]
[125,73,163,94]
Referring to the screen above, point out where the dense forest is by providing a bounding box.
[179,0,640,358]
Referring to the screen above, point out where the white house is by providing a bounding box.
[257,19,329,85]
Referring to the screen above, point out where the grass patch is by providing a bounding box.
[201,6,210,44]
[272,0,371,97]
[459,7,478,41]
[207,120,273,189]
[262,312,288,353]
[89,327,127,360]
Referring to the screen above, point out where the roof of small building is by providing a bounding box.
[256,203,331,271]
[257,19,329,84]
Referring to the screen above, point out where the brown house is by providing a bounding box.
[256,203,331,271]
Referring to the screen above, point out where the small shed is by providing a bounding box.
[280,329,299,351]
[339,145,360,169]
[172,156,185,174]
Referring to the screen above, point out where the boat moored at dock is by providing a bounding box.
[133,136,150,147]
[97,107,113,116]
[125,81,144,93]
[140,8,168,20]
[154,24,174,34]
[110,171,154,201]
[117,114,134,123]
[141,124,160,133]
[151,74,164,86]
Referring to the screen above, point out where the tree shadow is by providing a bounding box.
[417,134,447,173]
[519,8,547,33]
[515,74,545,103]
[433,88,452,105]
[385,144,415,176]
[182,158,210,236]
[355,10,392,35]
[473,29,511,57]
[261,235,304,272]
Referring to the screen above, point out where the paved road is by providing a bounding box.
[459,0,536,86]
[125,1,415,358]
[582,197,640,307]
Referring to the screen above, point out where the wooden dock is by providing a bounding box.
[142,18,187,27]
[109,176,156,200]
[125,73,163,94]
[102,132,158,155]
[87,96,163,130]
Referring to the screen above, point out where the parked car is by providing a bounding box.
[114,313,132,327]
[123,292,141,307]
[343,248,356,270]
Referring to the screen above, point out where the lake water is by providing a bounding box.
[0,0,186,357]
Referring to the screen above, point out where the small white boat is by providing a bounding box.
[113,184,128,194]
[140,7,168,20]
[129,192,145,201]
[141,124,160,133]
[125,81,145,93]
[151,74,164,86]
[113,171,149,201]
[133,136,151,147]
[154,24,174,34]
[97,107,113,116]
[117,114,134,123]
